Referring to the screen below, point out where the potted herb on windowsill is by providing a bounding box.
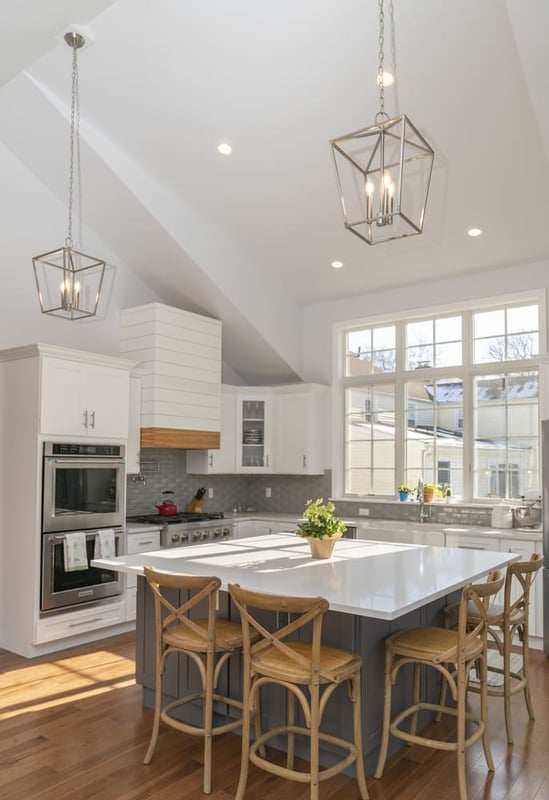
[296,498,346,559]
[397,484,412,502]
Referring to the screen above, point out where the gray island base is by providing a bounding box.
[93,533,516,776]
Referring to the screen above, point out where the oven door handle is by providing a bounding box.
[51,532,122,542]
[49,458,125,466]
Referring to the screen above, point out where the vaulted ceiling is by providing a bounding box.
[1,1,549,383]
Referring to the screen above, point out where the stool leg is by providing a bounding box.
[203,651,214,794]
[456,662,468,800]
[479,653,495,772]
[287,689,296,770]
[143,650,165,764]
[350,673,369,800]
[310,679,320,800]
[235,678,254,800]
[409,662,421,739]
[502,627,514,744]
[522,622,535,721]
[374,645,393,780]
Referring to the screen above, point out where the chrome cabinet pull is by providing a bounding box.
[69,617,102,628]
[209,454,213,467]
[83,410,88,428]
[90,410,96,428]
[303,455,307,469]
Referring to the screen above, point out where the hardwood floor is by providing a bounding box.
[1,633,549,800]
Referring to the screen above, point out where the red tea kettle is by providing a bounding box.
[155,490,178,516]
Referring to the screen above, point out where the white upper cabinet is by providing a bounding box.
[40,350,132,439]
[236,392,272,473]
[187,383,328,475]
[186,390,236,474]
[272,385,327,474]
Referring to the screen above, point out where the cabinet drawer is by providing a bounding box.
[126,531,160,554]
[34,600,126,644]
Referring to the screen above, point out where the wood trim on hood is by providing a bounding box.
[140,428,220,450]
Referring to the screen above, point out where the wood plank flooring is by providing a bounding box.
[1,633,548,800]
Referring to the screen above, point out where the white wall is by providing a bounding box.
[302,261,549,384]
[0,140,159,355]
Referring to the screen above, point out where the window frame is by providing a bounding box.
[332,290,546,503]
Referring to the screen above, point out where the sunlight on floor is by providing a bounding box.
[0,650,136,720]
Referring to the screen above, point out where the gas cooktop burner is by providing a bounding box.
[126,512,224,526]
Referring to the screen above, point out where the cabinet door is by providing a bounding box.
[273,389,326,475]
[41,358,86,435]
[187,392,236,474]
[445,533,496,551]
[83,365,129,439]
[127,376,141,474]
[236,396,271,473]
[236,520,256,538]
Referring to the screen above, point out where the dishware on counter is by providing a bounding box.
[512,499,542,528]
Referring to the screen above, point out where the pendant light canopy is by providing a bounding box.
[330,0,434,245]
[32,32,105,320]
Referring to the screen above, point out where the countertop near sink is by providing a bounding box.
[442,525,542,542]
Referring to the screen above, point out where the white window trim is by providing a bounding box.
[332,289,547,502]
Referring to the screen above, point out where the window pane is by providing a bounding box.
[474,309,504,338]
[507,304,538,334]
[472,371,539,499]
[435,342,461,367]
[507,332,538,359]
[435,316,461,343]
[346,327,396,375]
[406,378,463,497]
[474,337,505,363]
[407,319,432,347]
[345,385,395,495]
[407,344,434,370]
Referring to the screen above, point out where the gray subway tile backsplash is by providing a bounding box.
[126,450,491,527]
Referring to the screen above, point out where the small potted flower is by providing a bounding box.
[296,498,346,559]
[423,483,443,503]
[397,484,411,502]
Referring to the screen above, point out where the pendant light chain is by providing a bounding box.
[376,0,386,122]
[65,40,80,250]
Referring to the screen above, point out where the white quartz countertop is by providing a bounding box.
[93,533,516,621]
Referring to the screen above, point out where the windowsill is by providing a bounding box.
[330,497,500,509]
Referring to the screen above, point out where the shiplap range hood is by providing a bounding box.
[120,303,222,449]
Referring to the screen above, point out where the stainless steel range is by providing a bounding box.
[126,512,235,548]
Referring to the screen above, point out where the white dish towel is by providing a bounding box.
[94,528,116,559]
[63,532,89,572]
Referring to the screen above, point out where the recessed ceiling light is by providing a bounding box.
[376,71,394,87]
[331,260,343,269]
[467,227,483,237]
[217,143,232,155]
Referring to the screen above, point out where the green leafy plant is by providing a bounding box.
[424,483,444,498]
[296,498,346,540]
[398,483,412,493]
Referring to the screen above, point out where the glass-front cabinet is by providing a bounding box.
[236,395,271,472]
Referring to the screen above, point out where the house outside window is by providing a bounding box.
[335,294,544,501]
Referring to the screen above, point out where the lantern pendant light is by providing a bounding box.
[330,0,434,245]
[32,31,105,319]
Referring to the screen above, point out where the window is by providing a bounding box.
[336,296,543,501]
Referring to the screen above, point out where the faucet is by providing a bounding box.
[417,479,431,523]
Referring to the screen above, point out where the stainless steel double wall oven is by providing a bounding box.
[40,442,126,614]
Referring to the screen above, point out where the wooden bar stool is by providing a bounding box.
[228,583,368,800]
[143,568,250,794]
[374,575,504,800]
[443,553,543,744]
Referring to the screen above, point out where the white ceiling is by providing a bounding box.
[1,0,549,382]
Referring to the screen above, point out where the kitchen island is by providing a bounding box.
[93,533,516,774]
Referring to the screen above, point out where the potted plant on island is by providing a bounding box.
[397,483,412,502]
[296,498,347,559]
